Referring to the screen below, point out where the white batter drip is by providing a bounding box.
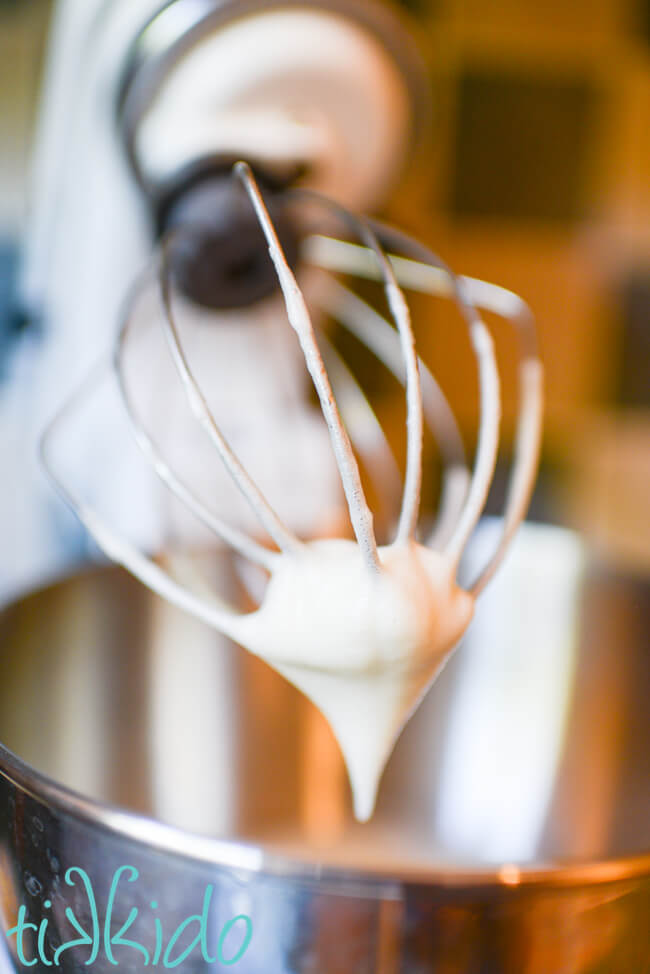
[238,539,474,820]
[43,163,543,824]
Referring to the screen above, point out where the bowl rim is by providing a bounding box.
[3,723,650,892]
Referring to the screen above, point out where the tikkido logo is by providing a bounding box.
[5,865,253,968]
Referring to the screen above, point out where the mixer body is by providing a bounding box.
[6,0,428,603]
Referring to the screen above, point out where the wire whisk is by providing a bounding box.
[42,161,543,820]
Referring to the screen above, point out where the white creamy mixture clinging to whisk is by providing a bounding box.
[43,162,543,822]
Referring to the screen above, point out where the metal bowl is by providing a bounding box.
[1,523,649,971]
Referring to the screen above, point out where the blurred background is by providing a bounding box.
[0,0,648,600]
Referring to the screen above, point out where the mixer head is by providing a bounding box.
[115,0,431,310]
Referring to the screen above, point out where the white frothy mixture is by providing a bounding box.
[88,523,475,821]
[234,539,474,820]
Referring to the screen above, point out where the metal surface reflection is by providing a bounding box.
[435,522,585,862]
[0,523,649,971]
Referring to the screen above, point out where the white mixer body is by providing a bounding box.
[2,0,428,601]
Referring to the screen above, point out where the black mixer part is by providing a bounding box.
[156,160,301,311]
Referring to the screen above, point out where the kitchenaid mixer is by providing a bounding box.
[20,0,544,823]
[11,0,429,599]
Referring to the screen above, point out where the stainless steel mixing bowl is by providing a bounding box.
[1,524,649,972]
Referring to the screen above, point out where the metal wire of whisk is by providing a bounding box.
[40,161,543,820]
[41,161,542,619]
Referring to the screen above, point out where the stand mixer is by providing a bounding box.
[1,0,649,971]
[13,0,428,598]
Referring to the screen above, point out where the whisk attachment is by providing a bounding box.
[41,162,543,821]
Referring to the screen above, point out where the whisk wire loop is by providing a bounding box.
[159,231,303,557]
[42,162,542,614]
[285,184,424,548]
[115,264,279,571]
[312,277,470,548]
[236,161,382,572]
[304,228,543,589]
[39,357,246,635]
[315,329,403,521]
